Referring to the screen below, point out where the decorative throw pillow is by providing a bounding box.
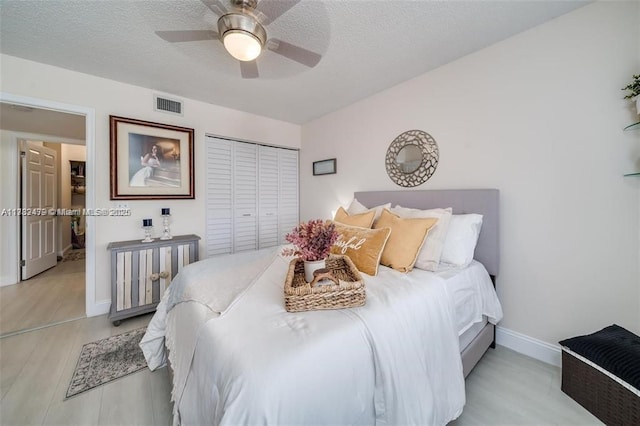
[333,206,375,228]
[329,221,391,276]
[373,209,438,273]
[347,198,391,221]
[439,214,483,269]
[390,205,453,271]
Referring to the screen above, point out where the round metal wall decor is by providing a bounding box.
[385,130,439,188]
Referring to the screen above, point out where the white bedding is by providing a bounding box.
[436,260,503,336]
[141,248,501,426]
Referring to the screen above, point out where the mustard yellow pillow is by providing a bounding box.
[374,209,438,273]
[333,206,375,228]
[329,221,391,276]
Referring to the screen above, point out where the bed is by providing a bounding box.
[354,189,501,378]
[141,189,502,425]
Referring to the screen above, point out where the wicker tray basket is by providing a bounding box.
[284,254,365,312]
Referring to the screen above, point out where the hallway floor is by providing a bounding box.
[0,253,85,337]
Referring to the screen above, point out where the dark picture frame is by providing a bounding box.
[110,115,194,199]
[313,158,337,176]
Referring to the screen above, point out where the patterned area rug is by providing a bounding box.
[62,249,85,262]
[66,327,147,399]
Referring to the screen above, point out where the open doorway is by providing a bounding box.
[0,99,93,336]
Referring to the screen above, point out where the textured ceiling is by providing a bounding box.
[0,0,590,124]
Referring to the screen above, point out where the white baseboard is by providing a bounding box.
[86,299,110,317]
[0,274,18,287]
[496,326,562,367]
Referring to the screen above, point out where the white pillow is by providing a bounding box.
[439,214,483,269]
[347,198,391,222]
[390,205,452,271]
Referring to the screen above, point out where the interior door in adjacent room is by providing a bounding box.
[21,140,57,280]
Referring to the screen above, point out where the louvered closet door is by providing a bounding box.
[233,142,258,252]
[258,146,279,248]
[205,137,233,256]
[278,149,299,243]
[205,137,298,257]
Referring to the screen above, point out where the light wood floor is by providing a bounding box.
[0,312,172,426]
[0,256,86,337]
[453,346,601,425]
[0,311,602,426]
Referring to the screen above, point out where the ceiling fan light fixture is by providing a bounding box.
[223,31,262,61]
[218,13,266,62]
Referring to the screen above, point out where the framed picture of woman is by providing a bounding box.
[109,116,194,199]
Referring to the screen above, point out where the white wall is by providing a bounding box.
[0,55,301,314]
[301,1,640,352]
[0,131,19,285]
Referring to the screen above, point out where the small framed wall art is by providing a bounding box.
[313,158,337,176]
[110,115,195,199]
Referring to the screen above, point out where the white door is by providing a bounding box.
[205,137,234,256]
[233,142,258,252]
[21,141,57,279]
[205,137,299,257]
[258,145,279,249]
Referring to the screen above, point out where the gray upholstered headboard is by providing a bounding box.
[354,189,499,277]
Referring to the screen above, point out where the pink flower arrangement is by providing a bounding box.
[281,219,339,261]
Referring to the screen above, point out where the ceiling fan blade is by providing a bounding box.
[200,0,227,15]
[267,39,321,68]
[240,61,259,79]
[256,0,300,25]
[155,30,218,43]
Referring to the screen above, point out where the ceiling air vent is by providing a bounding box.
[154,95,183,116]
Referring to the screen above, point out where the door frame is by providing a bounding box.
[0,92,98,317]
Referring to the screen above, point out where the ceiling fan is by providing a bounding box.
[155,0,322,79]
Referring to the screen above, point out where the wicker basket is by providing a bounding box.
[561,349,640,425]
[284,255,365,312]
